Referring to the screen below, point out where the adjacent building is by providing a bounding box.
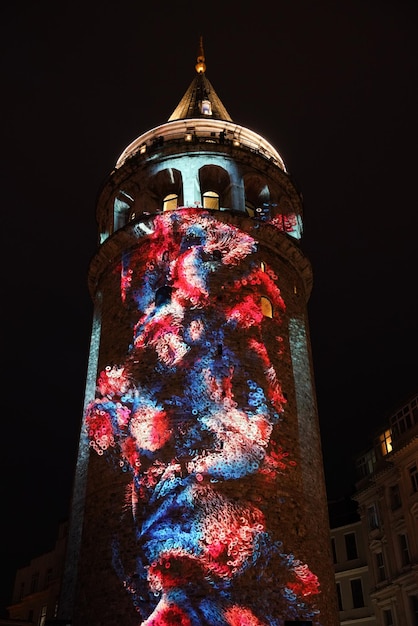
[354,391,418,626]
[1,522,68,626]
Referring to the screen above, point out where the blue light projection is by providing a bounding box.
[86,209,321,625]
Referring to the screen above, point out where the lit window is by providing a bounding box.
[202,191,220,210]
[261,297,273,318]
[378,429,392,456]
[245,201,255,217]
[163,194,178,211]
[200,99,212,115]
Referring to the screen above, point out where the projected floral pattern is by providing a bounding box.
[86,209,321,625]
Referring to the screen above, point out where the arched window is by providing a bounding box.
[261,296,273,318]
[202,191,220,210]
[163,193,178,211]
[245,201,255,218]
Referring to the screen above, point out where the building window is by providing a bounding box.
[378,429,392,456]
[31,572,39,593]
[367,503,379,530]
[344,532,358,560]
[202,190,220,210]
[356,448,376,478]
[260,296,273,318]
[200,99,212,115]
[45,568,53,587]
[245,201,255,217]
[163,193,178,211]
[331,537,337,564]
[376,551,386,582]
[39,604,47,626]
[350,578,365,608]
[390,484,402,510]
[383,608,395,626]
[336,582,343,611]
[409,463,418,492]
[399,533,411,566]
[390,400,415,440]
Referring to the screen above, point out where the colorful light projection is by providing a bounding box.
[86,209,321,625]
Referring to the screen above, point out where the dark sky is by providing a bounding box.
[1,0,417,616]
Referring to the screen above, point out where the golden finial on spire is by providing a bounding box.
[195,36,206,74]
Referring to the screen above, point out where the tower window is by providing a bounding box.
[202,191,220,210]
[261,296,273,318]
[200,100,212,115]
[163,194,178,211]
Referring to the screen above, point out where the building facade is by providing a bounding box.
[354,392,418,625]
[59,43,339,626]
[1,522,68,626]
[329,501,377,626]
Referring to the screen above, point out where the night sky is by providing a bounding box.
[1,0,417,616]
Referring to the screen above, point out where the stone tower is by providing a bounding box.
[60,41,339,626]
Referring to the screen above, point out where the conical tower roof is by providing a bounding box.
[168,38,232,122]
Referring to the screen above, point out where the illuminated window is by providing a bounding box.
[245,201,255,217]
[200,99,212,115]
[261,296,273,318]
[163,194,178,211]
[202,191,220,210]
[378,429,392,456]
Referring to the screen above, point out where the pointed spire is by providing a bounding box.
[168,38,232,122]
[195,36,206,74]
